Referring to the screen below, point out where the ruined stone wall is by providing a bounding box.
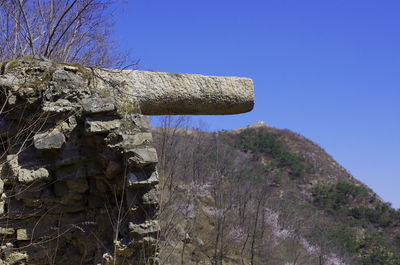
[0,58,159,264]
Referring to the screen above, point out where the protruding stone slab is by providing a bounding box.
[129,220,160,237]
[125,147,158,167]
[0,56,254,265]
[127,171,159,187]
[34,129,66,150]
[0,57,254,116]
[95,69,254,115]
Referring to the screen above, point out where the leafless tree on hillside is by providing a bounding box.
[0,0,126,67]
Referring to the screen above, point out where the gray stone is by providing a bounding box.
[4,251,28,264]
[16,229,29,241]
[6,155,49,183]
[129,220,159,237]
[85,118,121,134]
[59,115,78,137]
[0,201,5,216]
[123,132,153,146]
[0,178,3,194]
[127,171,159,187]
[0,56,253,265]
[103,253,114,265]
[42,69,90,102]
[0,227,15,235]
[125,147,158,167]
[42,99,77,113]
[129,236,158,248]
[109,132,153,149]
[93,69,254,115]
[129,114,150,128]
[1,57,254,116]
[34,129,66,150]
[52,69,87,91]
[7,94,17,105]
[82,97,115,114]
[142,188,159,206]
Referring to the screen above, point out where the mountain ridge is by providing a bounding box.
[152,120,400,265]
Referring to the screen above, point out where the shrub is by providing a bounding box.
[361,247,399,265]
[350,207,381,223]
[395,234,400,246]
[360,233,400,265]
[235,128,310,179]
[272,174,282,185]
[350,206,393,227]
[330,226,359,254]
[336,181,368,198]
[312,182,368,212]
[262,162,276,172]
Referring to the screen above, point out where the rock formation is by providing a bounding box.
[0,57,254,264]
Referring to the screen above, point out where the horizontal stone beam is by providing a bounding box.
[1,57,254,115]
[95,70,254,115]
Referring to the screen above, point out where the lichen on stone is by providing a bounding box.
[0,57,160,265]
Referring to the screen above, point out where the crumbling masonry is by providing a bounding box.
[0,57,254,264]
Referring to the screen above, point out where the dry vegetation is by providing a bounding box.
[0,0,126,67]
[152,117,400,265]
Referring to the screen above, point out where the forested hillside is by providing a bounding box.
[152,118,400,265]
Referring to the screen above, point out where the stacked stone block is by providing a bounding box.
[0,56,254,265]
[0,58,159,264]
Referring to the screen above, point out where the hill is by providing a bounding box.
[152,120,400,265]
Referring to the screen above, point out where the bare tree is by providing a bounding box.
[0,0,125,67]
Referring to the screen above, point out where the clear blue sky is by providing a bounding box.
[114,0,400,208]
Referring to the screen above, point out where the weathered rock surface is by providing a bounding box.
[33,128,66,150]
[93,69,255,115]
[0,57,254,115]
[0,57,161,265]
[0,56,253,265]
[4,155,50,183]
[82,97,116,114]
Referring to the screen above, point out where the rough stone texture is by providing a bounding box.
[0,57,254,116]
[82,97,116,114]
[33,128,66,150]
[5,155,50,184]
[0,57,253,265]
[0,57,161,265]
[92,69,255,115]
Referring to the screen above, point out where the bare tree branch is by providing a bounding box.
[43,0,78,57]
[0,0,127,67]
[15,0,35,56]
